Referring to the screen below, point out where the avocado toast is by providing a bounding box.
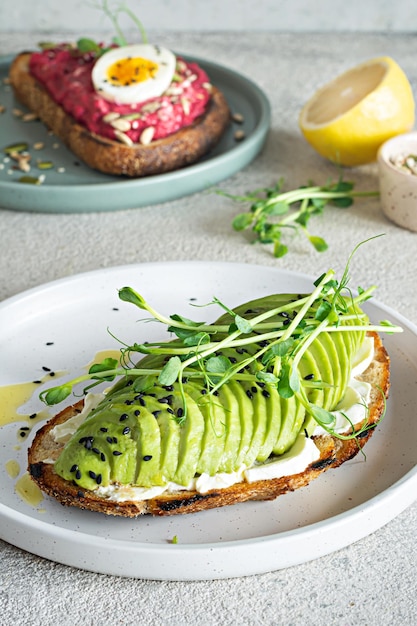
[28,268,394,517]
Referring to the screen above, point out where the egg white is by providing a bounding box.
[92,43,176,105]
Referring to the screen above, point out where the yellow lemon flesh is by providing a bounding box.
[299,56,415,167]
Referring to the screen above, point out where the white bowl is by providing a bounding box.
[378,131,417,232]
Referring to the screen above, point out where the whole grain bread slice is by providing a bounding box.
[28,332,389,517]
[9,52,230,177]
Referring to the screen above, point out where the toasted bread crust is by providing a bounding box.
[28,332,390,517]
[9,52,230,177]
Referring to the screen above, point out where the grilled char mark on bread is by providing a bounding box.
[9,52,230,177]
[28,332,390,517]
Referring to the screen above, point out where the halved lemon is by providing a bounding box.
[299,56,415,167]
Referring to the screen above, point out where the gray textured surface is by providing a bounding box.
[1,32,417,625]
[2,0,417,32]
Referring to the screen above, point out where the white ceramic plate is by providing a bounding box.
[0,262,416,581]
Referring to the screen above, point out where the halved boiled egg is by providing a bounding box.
[92,43,176,104]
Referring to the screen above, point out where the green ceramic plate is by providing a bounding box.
[0,54,270,213]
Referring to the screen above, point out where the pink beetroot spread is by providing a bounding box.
[29,45,212,143]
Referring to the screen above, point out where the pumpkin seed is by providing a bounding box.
[18,175,43,185]
[3,142,29,155]
[37,160,54,170]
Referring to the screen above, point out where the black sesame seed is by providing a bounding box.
[84,439,93,450]
[251,386,258,393]
[100,427,108,432]
[143,455,152,461]
[46,342,54,346]
[75,470,82,480]
[139,397,146,406]
[134,409,141,416]
[32,380,42,384]
[113,451,122,456]
[126,379,133,386]
[19,431,27,438]
[177,407,184,418]
[124,399,134,405]
[122,426,131,435]
[246,389,253,399]
[163,385,174,391]
[100,453,106,462]
[92,447,100,455]
[20,426,29,430]
[29,413,37,419]
[42,366,51,372]
[70,464,78,473]
[262,389,271,398]
[119,413,129,421]
[229,357,237,364]
[96,474,102,485]
[106,436,113,444]
[89,470,97,479]
[304,373,314,380]
[152,410,161,418]
[200,388,207,395]
[167,408,174,415]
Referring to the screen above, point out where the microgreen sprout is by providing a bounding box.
[73,0,148,57]
[217,177,379,257]
[39,241,402,443]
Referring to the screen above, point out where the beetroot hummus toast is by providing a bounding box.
[9,7,230,177]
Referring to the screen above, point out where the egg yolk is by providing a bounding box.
[106,57,159,87]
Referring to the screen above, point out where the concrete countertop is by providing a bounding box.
[0,32,416,626]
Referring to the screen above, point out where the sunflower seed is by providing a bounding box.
[140,101,161,113]
[140,127,155,145]
[103,112,121,123]
[232,112,244,124]
[22,112,38,122]
[114,130,134,146]
[110,117,132,132]
[181,97,191,115]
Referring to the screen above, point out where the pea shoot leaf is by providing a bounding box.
[118,286,147,309]
[221,177,378,257]
[205,355,232,374]
[88,358,118,381]
[158,356,181,386]
[40,384,72,406]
